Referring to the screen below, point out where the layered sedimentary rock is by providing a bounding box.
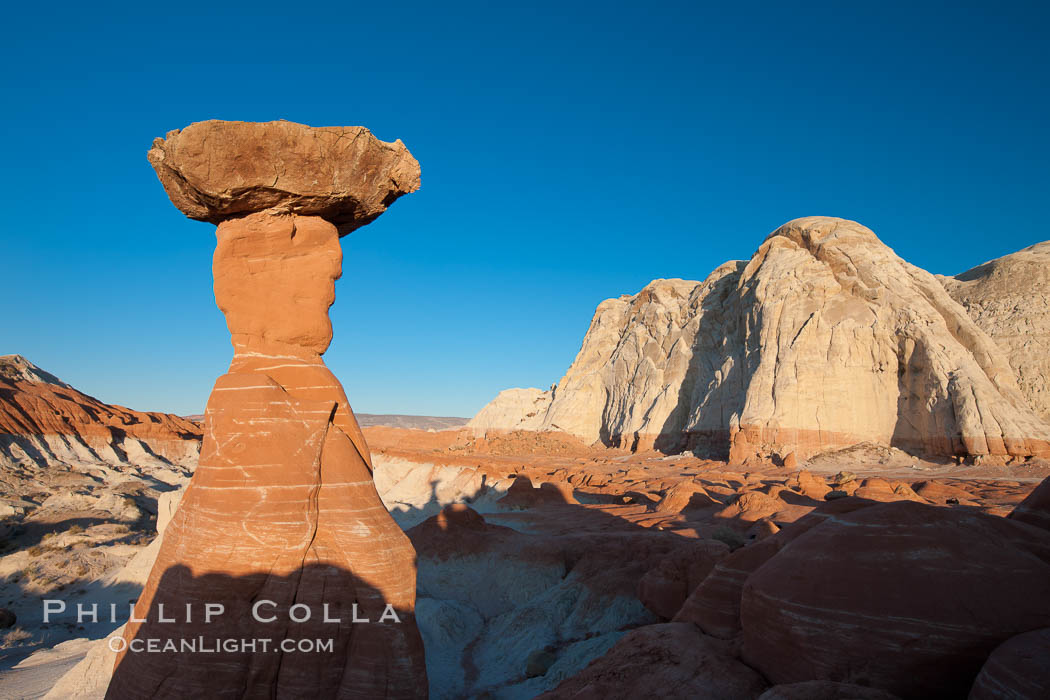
[1009,476,1050,532]
[106,121,427,699]
[539,623,768,700]
[0,354,201,468]
[941,241,1050,423]
[969,628,1050,700]
[740,501,1050,698]
[473,218,1050,461]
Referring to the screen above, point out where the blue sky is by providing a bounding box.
[2,1,1048,417]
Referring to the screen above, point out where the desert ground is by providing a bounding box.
[1,399,1048,698]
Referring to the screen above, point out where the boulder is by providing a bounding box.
[637,542,725,619]
[748,518,780,540]
[853,478,915,502]
[1008,476,1050,532]
[434,503,487,531]
[912,480,972,504]
[657,481,719,513]
[538,623,767,699]
[969,628,1050,700]
[499,475,576,507]
[741,501,1050,698]
[147,120,420,234]
[786,469,830,500]
[675,498,878,638]
[758,681,900,700]
[673,536,782,638]
[716,490,782,522]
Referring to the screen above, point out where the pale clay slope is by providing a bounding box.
[941,240,1050,424]
[471,217,1050,461]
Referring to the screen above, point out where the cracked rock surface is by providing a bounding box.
[147,120,421,235]
[941,240,1050,424]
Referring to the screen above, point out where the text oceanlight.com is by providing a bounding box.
[108,637,335,654]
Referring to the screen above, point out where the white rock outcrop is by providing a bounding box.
[468,387,552,434]
[472,217,1050,462]
[941,241,1050,424]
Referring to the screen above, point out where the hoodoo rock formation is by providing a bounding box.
[106,121,427,699]
[472,217,1050,463]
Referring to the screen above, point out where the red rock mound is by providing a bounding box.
[969,628,1050,700]
[757,681,901,699]
[674,498,879,638]
[785,469,830,501]
[538,623,767,699]
[1008,475,1050,532]
[657,481,719,513]
[715,489,782,522]
[740,501,1050,698]
[636,541,727,619]
[499,475,578,507]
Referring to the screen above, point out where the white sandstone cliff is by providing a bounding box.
[941,241,1050,424]
[472,217,1050,462]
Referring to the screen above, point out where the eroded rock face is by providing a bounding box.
[467,387,552,433]
[969,628,1050,700]
[757,682,901,700]
[148,120,421,235]
[1008,475,1050,532]
[538,623,768,700]
[941,241,1050,424]
[0,354,201,469]
[106,124,427,698]
[472,218,1050,462]
[740,501,1050,698]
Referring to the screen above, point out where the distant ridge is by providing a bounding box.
[1,355,201,469]
[0,354,72,387]
[182,413,468,431]
[356,414,469,430]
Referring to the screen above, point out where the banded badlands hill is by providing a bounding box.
[471,217,1050,467]
[0,354,200,695]
[0,354,200,471]
[0,353,200,563]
